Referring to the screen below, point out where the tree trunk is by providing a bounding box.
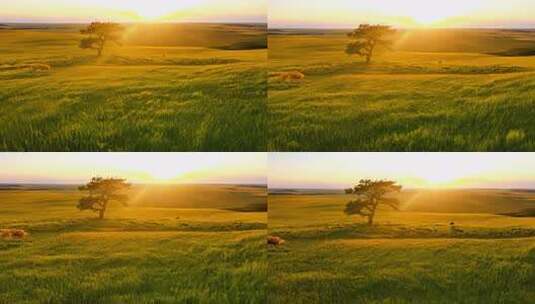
[98,201,107,219]
[366,43,375,64]
[97,37,105,57]
[367,201,377,225]
[367,214,374,225]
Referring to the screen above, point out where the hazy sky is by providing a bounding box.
[269,0,535,29]
[0,0,266,23]
[0,153,266,185]
[269,153,535,189]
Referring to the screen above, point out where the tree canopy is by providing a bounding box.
[346,24,395,63]
[344,179,402,225]
[79,22,124,56]
[78,177,130,219]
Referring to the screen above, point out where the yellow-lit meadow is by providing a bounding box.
[268,190,535,303]
[268,29,535,151]
[0,185,267,303]
[0,24,267,151]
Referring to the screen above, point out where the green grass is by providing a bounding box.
[0,23,267,151]
[268,29,535,151]
[0,185,267,303]
[268,191,535,303]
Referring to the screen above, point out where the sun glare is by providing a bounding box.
[135,7,171,20]
[145,164,183,181]
[268,153,532,190]
[413,158,486,188]
[420,172,459,187]
[409,11,450,25]
[396,0,486,26]
[125,0,200,20]
[270,0,513,28]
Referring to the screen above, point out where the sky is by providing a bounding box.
[0,153,267,185]
[269,0,535,29]
[269,153,535,190]
[0,0,266,23]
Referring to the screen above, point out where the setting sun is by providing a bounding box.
[131,4,175,20]
[0,153,267,185]
[0,0,267,23]
[406,9,459,26]
[146,163,184,181]
[417,168,471,187]
[126,0,197,20]
[269,0,535,28]
[269,153,535,189]
[393,0,485,26]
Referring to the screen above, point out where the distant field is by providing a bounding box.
[268,29,535,151]
[0,184,267,303]
[269,188,535,215]
[0,23,267,151]
[268,190,535,303]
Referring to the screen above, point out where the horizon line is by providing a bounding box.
[0,181,268,186]
[269,186,535,191]
[0,21,267,25]
[268,26,535,30]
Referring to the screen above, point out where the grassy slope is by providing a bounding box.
[268,30,535,151]
[268,192,535,303]
[126,184,268,212]
[0,186,267,303]
[0,24,267,151]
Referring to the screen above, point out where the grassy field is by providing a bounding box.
[0,184,267,303]
[268,29,535,151]
[268,189,535,303]
[0,23,267,151]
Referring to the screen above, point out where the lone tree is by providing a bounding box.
[78,177,130,219]
[344,179,402,225]
[79,22,124,57]
[346,24,395,64]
